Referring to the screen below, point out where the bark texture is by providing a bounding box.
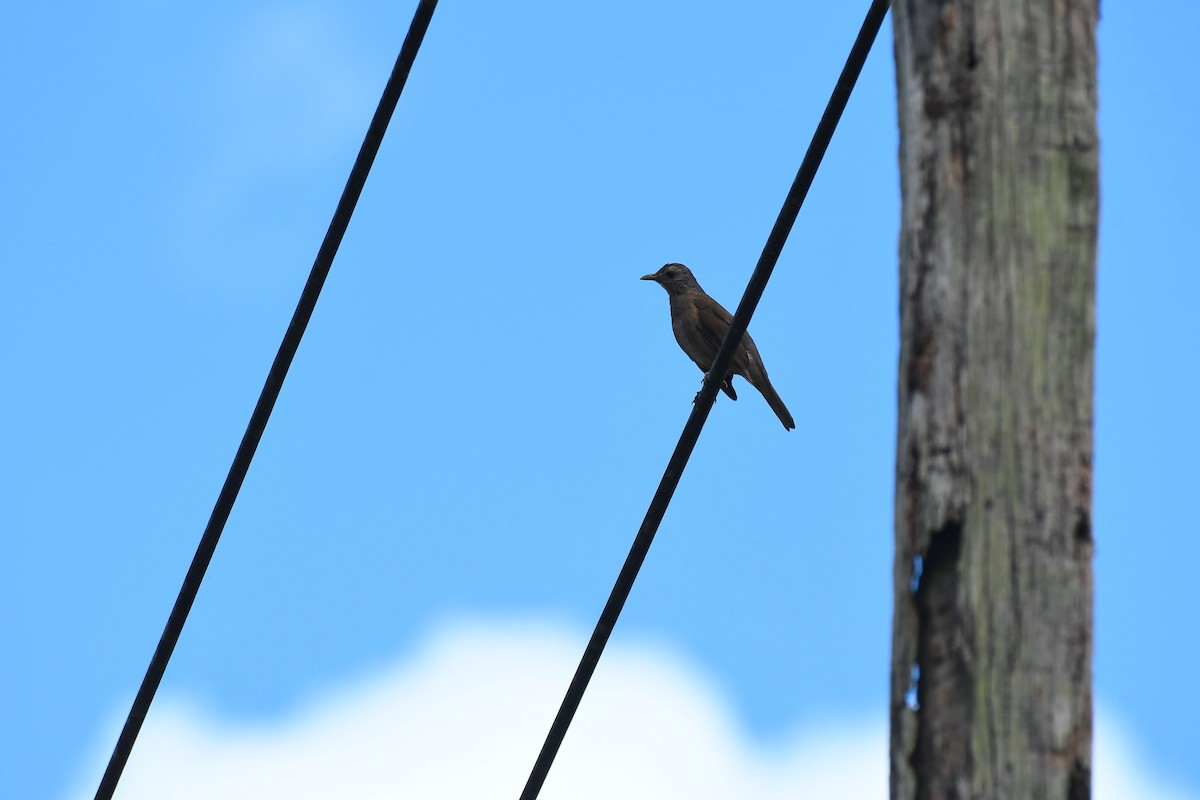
[890,2,1098,799]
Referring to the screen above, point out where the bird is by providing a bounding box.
[641,262,795,430]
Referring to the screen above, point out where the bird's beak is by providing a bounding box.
[640,273,658,282]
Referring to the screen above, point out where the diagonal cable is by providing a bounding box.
[92,3,439,799]
[517,2,891,798]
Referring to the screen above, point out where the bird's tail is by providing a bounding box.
[756,377,795,430]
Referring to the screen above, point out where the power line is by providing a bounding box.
[91,3,439,798]
[516,2,892,798]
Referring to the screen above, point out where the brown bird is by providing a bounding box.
[641,262,795,430]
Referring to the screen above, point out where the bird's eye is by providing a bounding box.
[665,268,676,278]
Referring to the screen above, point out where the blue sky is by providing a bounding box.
[4,2,1197,798]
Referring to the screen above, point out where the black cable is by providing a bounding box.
[92,3,439,798]
[517,2,891,797]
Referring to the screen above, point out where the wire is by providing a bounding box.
[516,2,892,798]
[91,3,439,799]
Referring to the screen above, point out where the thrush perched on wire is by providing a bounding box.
[641,263,795,430]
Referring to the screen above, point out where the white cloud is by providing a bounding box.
[158,5,377,297]
[215,6,378,164]
[67,619,1195,800]
[1094,709,1199,800]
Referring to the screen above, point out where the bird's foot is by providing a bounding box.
[694,371,716,405]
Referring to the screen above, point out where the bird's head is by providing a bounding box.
[640,262,701,295]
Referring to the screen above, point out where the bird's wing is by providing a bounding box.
[696,295,763,377]
[692,296,735,360]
